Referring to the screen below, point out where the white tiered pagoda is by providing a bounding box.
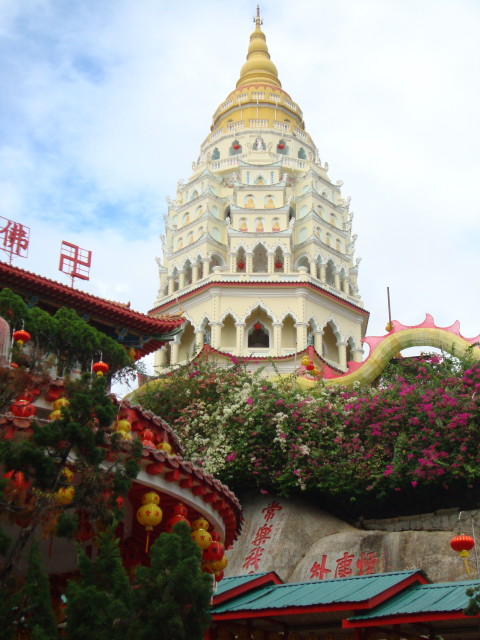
[150,8,369,375]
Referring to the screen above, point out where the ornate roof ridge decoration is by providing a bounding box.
[193,343,345,375]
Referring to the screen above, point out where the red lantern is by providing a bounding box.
[4,470,29,494]
[210,529,221,542]
[10,399,36,418]
[274,261,283,269]
[277,144,285,150]
[74,511,94,543]
[306,363,315,371]
[254,322,262,331]
[92,361,109,376]
[203,541,225,563]
[237,261,245,270]
[450,534,475,574]
[140,429,154,442]
[166,512,191,533]
[233,144,241,150]
[13,329,30,346]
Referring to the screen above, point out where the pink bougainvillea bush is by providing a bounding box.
[137,352,480,518]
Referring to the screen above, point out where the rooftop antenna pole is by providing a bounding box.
[386,286,393,332]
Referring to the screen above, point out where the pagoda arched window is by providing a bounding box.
[230,140,242,156]
[252,244,267,272]
[322,321,340,364]
[298,147,307,160]
[211,147,220,160]
[326,260,336,286]
[248,323,269,348]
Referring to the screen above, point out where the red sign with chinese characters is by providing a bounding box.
[0,217,30,263]
[310,550,380,580]
[242,501,284,573]
[59,241,92,286]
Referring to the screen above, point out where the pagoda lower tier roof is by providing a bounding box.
[150,279,369,321]
[0,261,184,356]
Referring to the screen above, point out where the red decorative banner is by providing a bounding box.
[59,241,92,286]
[0,217,30,263]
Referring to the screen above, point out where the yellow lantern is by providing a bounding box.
[53,397,69,411]
[114,419,131,433]
[191,517,209,531]
[62,467,74,484]
[191,528,212,550]
[301,355,310,366]
[136,492,162,552]
[56,486,75,505]
[211,555,228,572]
[156,441,172,454]
[48,409,62,421]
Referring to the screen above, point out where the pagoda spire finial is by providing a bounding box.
[237,6,281,89]
[254,5,263,28]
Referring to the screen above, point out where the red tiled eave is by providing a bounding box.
[0,261,185,336]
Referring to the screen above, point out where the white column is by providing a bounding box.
[352,347,363,363]
[319,264,326,283]
[235,322,246,355]
[309,259,316,277]
[154,347,167,373]
[295,322,308,352]
[202,258,210,277]
[170,340,180,365]
[342,276,349,294]
[192,263,199,284]
[178,269,185,290]
[313,330,323,354]
[284,253,291,273]
[337,341,347,369]
[272,322,282,355]
[210,321,222,349]
[168,275,175,295]
[267,252,274,274]
[246,252,253,273]
[195,330,204,353]
[334,272,341,290]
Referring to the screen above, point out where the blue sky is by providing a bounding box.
[1,0,480,375]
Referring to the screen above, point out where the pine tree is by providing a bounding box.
[132,522,213,640]
[66,531,133,640]
[23,538,59,640]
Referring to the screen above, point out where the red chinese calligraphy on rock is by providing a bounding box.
[0,217,30,263]
[310,555,331,580]
[252,524,272,546]
[261,500,283,522]
[242,546,264,572]
[356,551,379,575]
[335,551,355,578]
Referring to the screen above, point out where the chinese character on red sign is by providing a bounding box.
[0,217,30,263]
[242,547,264,572]
[310,555,332,580]
[335,552,355,578]
[356,551,379,575]
[59,241,92,286]
[252,524,273,546]
[261,501,283,522]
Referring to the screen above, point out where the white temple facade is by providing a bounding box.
[150,9,369,375]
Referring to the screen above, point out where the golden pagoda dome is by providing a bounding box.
[236,6,281,89]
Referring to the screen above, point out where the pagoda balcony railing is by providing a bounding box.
[157,271,362,308]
